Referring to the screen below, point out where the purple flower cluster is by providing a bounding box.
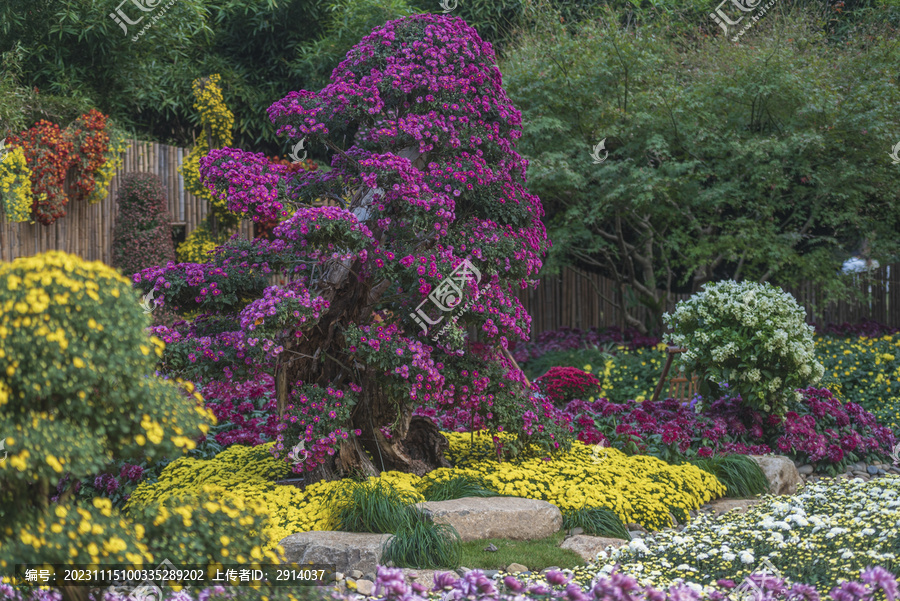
[272,383,361,473]
[239,283,330,356]
[360,565,898,601]
[199,148,291,221]
[272,205,374,265]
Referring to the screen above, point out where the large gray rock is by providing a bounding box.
[418,497,562,542]
[750,455,801,495]
[559,535,628,563]
[279,531,391,574]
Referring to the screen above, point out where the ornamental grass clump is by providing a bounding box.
[381,518,462,569]
[685,454,769,499]
[421,475,500,502]
[111,172,176,278]
[0,251,215,601]
[330,480,422,533]
[562,507,630,539]
[664,281,824,415]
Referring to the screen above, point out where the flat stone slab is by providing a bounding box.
[418,496,562,542]
[560,535,628,563]
[700,498,760,516]
[279,531,391,574]
[750,455,801,495]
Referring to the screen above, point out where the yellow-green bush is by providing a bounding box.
[0,251,215,569]
[0,146,33,222]
[127,432,726,547]
[127,485,284,565]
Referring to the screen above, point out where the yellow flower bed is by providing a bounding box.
[127,433,726,550]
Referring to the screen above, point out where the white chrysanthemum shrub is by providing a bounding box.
[663,280,824,415]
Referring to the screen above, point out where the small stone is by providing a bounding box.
[798,465,814,475]
[867,465,879,475]
[333,573,344,582]
[878,469,886,476]
[356,580,375,596]
[483,570,500,579]
[349,570,363,579]
[628,531,643,539]
[365,573,376,582]
[456,567,471,577]
[506,563,528,573]
[484,543,499,552]
[569,527,584,536]
[625,523,647,533]
[853,462,867,472]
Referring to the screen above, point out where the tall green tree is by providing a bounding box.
[502,7,900,333]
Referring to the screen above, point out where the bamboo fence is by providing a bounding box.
[518,264,899,334]
[0,139,253,264]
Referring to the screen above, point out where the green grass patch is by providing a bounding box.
[562,507,630,539]
[421,475,502,502]
[382,519,462,569]
[459,532,584,570]
[329,480,421,533]
[686,454,769,498]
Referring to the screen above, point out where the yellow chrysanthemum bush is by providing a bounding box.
[177,74,237,262]
[126,484,284,566]
[0,251,214,578]
[0,146,33,222]
[127,432,726,549]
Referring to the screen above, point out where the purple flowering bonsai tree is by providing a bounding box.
[134,14,571,483]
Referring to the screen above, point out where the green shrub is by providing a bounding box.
[381,518,462,569]
[112,172,176,278]
[126,486,284,565]
[686,454,769,499]
[330,481,422,533]
[421,475,501,502]
[0,251,214,577]
[664,281,824,415]
[562,507,630,539]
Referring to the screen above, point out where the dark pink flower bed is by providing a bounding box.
[565,387,896,468]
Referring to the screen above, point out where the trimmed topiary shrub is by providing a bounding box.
[664,280,824,415]
[112,172,175,277]
[0,251,214,601]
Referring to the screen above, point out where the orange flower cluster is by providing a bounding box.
[6,109,120,226]
[8,120,74,225]
[68,109,111,204]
